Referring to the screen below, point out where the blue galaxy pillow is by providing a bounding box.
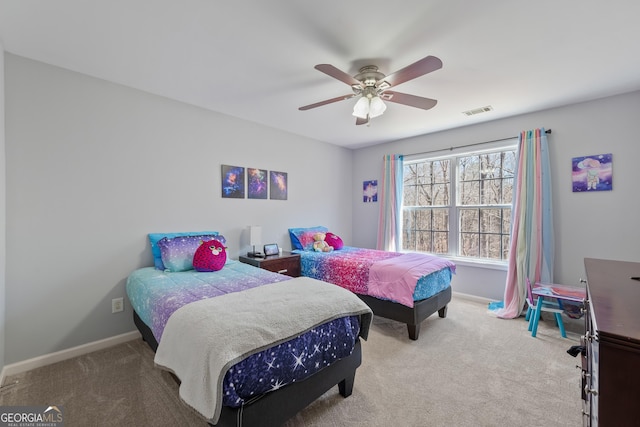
[157,234,226,272]
[148,231,218,270]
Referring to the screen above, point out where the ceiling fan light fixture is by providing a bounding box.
[352,96,370,119]
[368,96,387,118]
[300,55,442,124]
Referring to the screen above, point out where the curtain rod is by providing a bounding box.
[405,129,552,158]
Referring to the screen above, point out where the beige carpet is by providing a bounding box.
[0,297,583,426]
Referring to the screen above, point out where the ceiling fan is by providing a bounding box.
[299,55,442,125]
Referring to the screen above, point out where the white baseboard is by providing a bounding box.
[452,290,494,305]
[0,293,492,384]
[0,330,141,385]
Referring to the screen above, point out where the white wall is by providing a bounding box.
[0,41,6,370]
[352,91,640,300]
[5,50,640,364]
[4,54,353,364]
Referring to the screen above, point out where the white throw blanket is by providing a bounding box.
[154,276,373,423]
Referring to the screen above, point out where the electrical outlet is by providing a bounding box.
[112,297,124,313]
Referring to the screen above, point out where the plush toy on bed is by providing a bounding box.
[312,232,334,252]
[324,232,344,250]
[193,239,227,272]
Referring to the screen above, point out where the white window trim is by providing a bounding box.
[403,139,517,269]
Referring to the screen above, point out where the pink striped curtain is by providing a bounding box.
[493,129,553,318]
[377,154,404,251]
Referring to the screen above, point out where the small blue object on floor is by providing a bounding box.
[487,301,504,311]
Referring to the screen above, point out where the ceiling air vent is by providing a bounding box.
[463,105,493,116]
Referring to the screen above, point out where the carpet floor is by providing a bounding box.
[0,296,583,426]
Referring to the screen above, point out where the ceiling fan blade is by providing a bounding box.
[355,116,369,126]
[377,55,442,88]
[299,94,357,111]
[315,64,363,87]
[383,91,438,110]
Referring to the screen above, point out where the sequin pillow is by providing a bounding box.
[148,231,219,270]
[193,239,227,272]
[288,226,328,251]
[158,234,225,272]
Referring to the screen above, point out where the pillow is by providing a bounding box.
[149,231,218,270]
[325,232,344,250]
[288,226,328,251]
[157,234,224,272]
[193,239,227,272]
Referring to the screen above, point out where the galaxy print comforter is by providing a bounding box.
[295,246,455,307]
[126,261,363,409]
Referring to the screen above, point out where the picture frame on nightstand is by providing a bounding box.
[264,243,279,256]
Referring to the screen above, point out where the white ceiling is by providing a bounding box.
[1,0,639,149]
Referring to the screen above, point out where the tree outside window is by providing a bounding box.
[402,145,516,261]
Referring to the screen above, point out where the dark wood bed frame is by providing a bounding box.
[133,311,363,427]
[357,285,451,340]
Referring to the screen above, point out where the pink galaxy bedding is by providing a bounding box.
[295,246,456,307]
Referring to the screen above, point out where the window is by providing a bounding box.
[402,144,517,262]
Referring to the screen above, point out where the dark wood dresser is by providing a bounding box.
[582,258,640,426]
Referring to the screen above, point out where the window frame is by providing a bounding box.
[401,139,518,267]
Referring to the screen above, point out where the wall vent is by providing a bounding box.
[462,105,493,116]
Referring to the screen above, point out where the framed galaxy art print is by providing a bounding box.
[220,164,289,200]
[363,180,378,202]
[221,165,245,198]
[572,153,612,192]
[269,171,288,200]
[247,168,268,199]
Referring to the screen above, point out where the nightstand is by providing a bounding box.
[239,251,301,277]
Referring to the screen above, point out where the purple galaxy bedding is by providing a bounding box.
[126,261,361,408]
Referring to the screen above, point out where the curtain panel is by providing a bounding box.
[377,154,403,251]
[494,128,553,319]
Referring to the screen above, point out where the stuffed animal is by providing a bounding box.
[193,239,227,272]
[312,232,334,252]
[324,232,344,250]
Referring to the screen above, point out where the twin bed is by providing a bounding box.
[127,228,454,426]
[289,226,456,340]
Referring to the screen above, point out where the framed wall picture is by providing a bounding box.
[270,171,288,200]
[221,165,245,198]
[363,180,378,202]
[572,153,613,192]
[263,243,279,256]
[247,168,268,199]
